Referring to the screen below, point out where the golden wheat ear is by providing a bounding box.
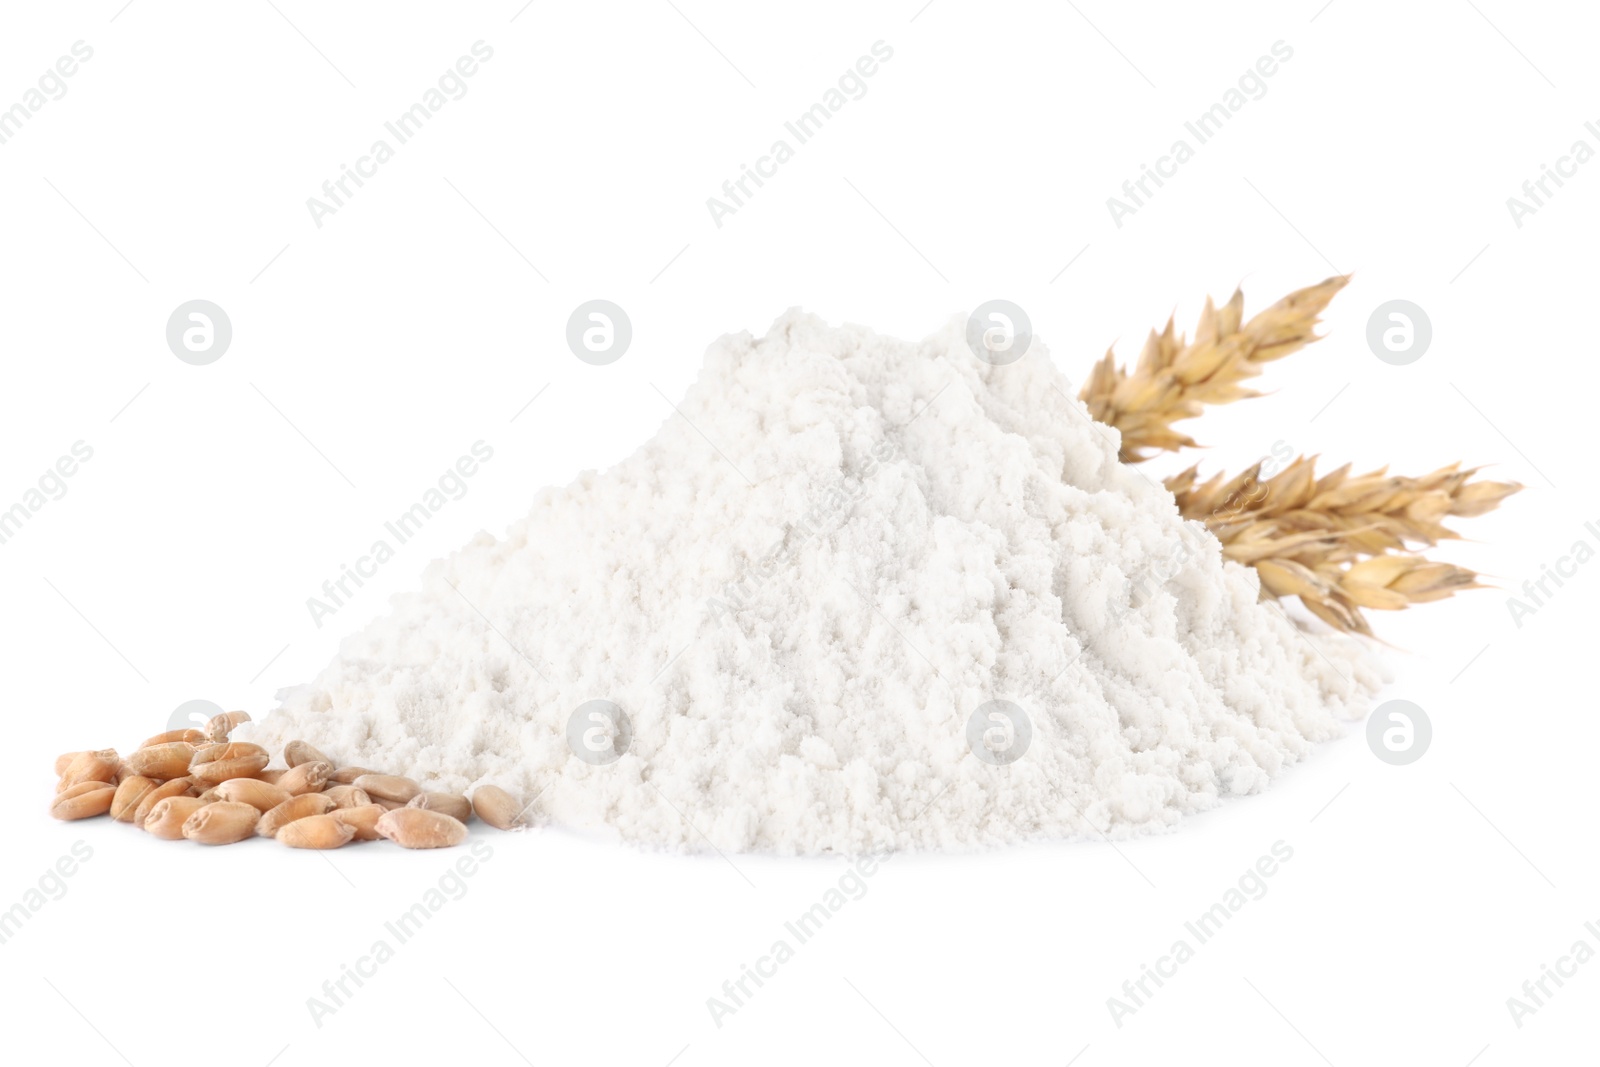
[1167,455,1523,634]
[1080,275,1349,463]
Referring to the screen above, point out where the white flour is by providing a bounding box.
[242,311,1383,854]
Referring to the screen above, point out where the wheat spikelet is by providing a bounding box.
[1249,555,1484,637]
[1080,275,1349,462]
[1169,456,1522,633]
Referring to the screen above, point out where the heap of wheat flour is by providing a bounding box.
[241,311,1382,854]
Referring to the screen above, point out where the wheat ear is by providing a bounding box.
[1080,275,1349,462]
[1169,456,1523,634]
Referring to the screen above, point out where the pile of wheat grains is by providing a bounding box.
[50,709,523,848]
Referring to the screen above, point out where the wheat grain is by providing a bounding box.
[375,807,468,849]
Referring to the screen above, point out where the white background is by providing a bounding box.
[1,1,1593,1063]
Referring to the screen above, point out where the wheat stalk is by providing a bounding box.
[1080,274,1524,633]
[1080,275,1349,462]
[1167,456,1523,634]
